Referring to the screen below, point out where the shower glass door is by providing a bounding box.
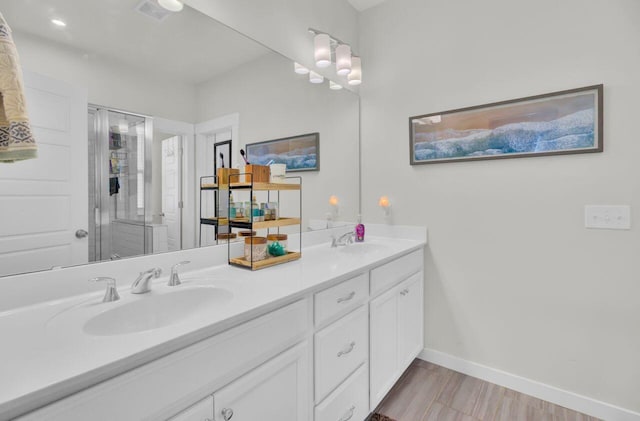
[90,107,152,261]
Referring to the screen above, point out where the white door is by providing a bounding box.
[397,272,424,370]
[213,342,310,421]
[369,286,399,411]
[0,71,87,276]
[162,136,181,251]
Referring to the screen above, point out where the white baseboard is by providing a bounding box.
[419,348,640,421]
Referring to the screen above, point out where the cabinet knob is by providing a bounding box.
[221,407,234,420]
[337,341,356,357]
[338,405,356,421]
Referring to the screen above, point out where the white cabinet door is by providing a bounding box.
[397,272,424,370]
[213,342,310,421]
[369,286,398,410]
[369,271,424,411]
[168,396,213,421]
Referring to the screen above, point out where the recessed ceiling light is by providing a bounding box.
[51,19,66,27]
[158,0,184,12]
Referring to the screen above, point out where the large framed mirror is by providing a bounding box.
[0,0,360,277]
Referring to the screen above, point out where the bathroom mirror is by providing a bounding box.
[0,0,360,277]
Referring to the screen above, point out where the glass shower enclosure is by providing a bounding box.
[88,106,152,262]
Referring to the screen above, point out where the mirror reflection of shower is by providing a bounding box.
[88,106,182,262]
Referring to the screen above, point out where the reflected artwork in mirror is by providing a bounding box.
[0,0,360,277]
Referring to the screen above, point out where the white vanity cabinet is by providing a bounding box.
[12,245,426,421]
[369,250,424,411]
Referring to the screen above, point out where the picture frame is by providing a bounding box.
[409,85,603,165]
[246,132,320,172]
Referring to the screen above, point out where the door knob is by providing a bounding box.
[75,229,89,239]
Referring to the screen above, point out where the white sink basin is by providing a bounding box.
[336,241,390,255]
[44,286,234,337]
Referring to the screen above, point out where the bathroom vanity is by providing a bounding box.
[0,226,426,420]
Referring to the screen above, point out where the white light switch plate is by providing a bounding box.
[584,205,631,230]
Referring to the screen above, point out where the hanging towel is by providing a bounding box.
[109,177,120,196]
[0,13,36,162]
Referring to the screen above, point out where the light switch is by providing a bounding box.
[584,205,631,230]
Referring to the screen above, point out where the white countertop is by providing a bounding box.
[0,233,425,420]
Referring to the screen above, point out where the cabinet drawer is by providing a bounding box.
[315,272,368,327]
[314,306,368,403]
[370,249,423,297]
[168,396,213,420]
[315,363,368,421]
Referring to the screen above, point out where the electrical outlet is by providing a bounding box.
[584,205,631,230]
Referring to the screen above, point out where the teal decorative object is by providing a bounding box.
[268,241,286,256]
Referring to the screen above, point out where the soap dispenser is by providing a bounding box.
[355,215,365,242]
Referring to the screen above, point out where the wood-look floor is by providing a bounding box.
[375,360,602,421]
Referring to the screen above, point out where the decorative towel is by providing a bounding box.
[0,12,37,162]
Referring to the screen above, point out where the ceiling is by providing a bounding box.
[347,0,386,12]
[0,0,270,84]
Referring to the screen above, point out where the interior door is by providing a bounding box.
[162,136,182,251]
[0,71,87,276]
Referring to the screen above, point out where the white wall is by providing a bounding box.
[13,32,197,123]
[196,52,360,227]
[359,0,640,413]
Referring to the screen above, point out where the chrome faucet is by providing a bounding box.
[90,277,120,303]
[331,230,355,247]
[168,261,190,287]
[131,267,162,294]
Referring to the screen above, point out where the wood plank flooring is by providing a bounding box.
[375,359,601,421]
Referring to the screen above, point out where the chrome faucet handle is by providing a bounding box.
[131,267,162,294]
[90,277,120,303]
[168,261,190,287]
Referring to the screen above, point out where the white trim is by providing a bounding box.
[418,348,640,421]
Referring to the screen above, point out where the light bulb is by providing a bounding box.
[348,56,362,86]
[335,44,352,76]
[314,33,331,68]
[294,62,309,75]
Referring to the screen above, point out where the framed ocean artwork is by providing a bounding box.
[246,132,319,172]
[409,85,603,165]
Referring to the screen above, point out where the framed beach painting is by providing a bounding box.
[246,132,319,172]
[409,85,603,165]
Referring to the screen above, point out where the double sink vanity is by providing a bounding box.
[0,225,426,420]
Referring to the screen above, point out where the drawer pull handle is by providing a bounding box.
[221,408,234,420]
[336,291,356,304]
[338,405,356,421]
[337,341,356,357]
[400,288,409,296]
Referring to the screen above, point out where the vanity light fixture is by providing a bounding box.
[314,33,331,68]
[158,0,184,12]
[335,44,352,75]
[309,71,324,84]
[51,18,66,27]
[329,81,343,90]
[348,56,362,86]
[294,62,310,75]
